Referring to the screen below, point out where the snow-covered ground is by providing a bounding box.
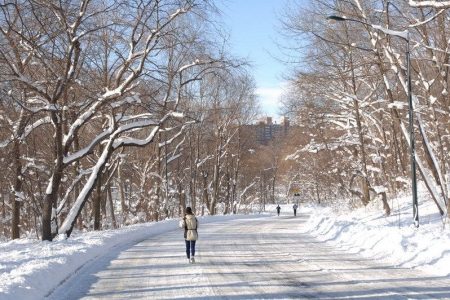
[1,190,449,299]
[269,186,450,277]
[301,193,450,277]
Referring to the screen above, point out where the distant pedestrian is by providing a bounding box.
[293,203,298,216]
[276,205,281,216]
[180,207,198,264]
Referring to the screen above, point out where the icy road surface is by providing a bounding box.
[49,215,450,299]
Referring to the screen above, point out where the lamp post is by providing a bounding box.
[327,15,419,227]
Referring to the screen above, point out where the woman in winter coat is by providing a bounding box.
[180,206,198,263]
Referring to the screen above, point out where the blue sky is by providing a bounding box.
[218,0,291,118]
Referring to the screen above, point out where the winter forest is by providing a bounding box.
[1,0,450,243]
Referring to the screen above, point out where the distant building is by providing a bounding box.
[255,116,290,145]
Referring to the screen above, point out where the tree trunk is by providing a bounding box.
[73,135,83,231]
[42,111,64,241]
[154,184,160,221]
[101,188,107,222]
[417,116,448,207]
[1,189,7,237]
[59,143,113,237]
[154,137,162,221]
[189,131,199,213]
[93,173,102,230]
[76,181,83,230]
[42,176,62,241]
[224,170,231,215]
[202,171,209,214]
[380,192,391,216]
[117,161,128,223]
[315,180,321,204]
[350,58,370,206]
[12,141,22,239]
[178,182,185,216]
[231,129,241,214]
[11,110,28,240]
[107,185,117,229]
[42,190,58,241]
[271,173,276,204]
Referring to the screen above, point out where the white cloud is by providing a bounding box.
[255,84,287,117]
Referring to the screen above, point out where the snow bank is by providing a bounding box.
[300,191,450,277]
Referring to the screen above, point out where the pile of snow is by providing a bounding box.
[300,190,450,277]
[0,214,259,300]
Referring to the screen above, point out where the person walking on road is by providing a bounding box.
[276,205,281,216]
[180,207,198,263]
[293,203,298,216]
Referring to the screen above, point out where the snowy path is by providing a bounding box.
[48,214,450,299]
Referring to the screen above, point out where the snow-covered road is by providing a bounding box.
[48,214,450,299]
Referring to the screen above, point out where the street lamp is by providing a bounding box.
[327,15,419,227]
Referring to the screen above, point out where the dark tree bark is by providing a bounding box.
[93,173,102,230]
[42,112,64,241]
[12,141,22,239]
